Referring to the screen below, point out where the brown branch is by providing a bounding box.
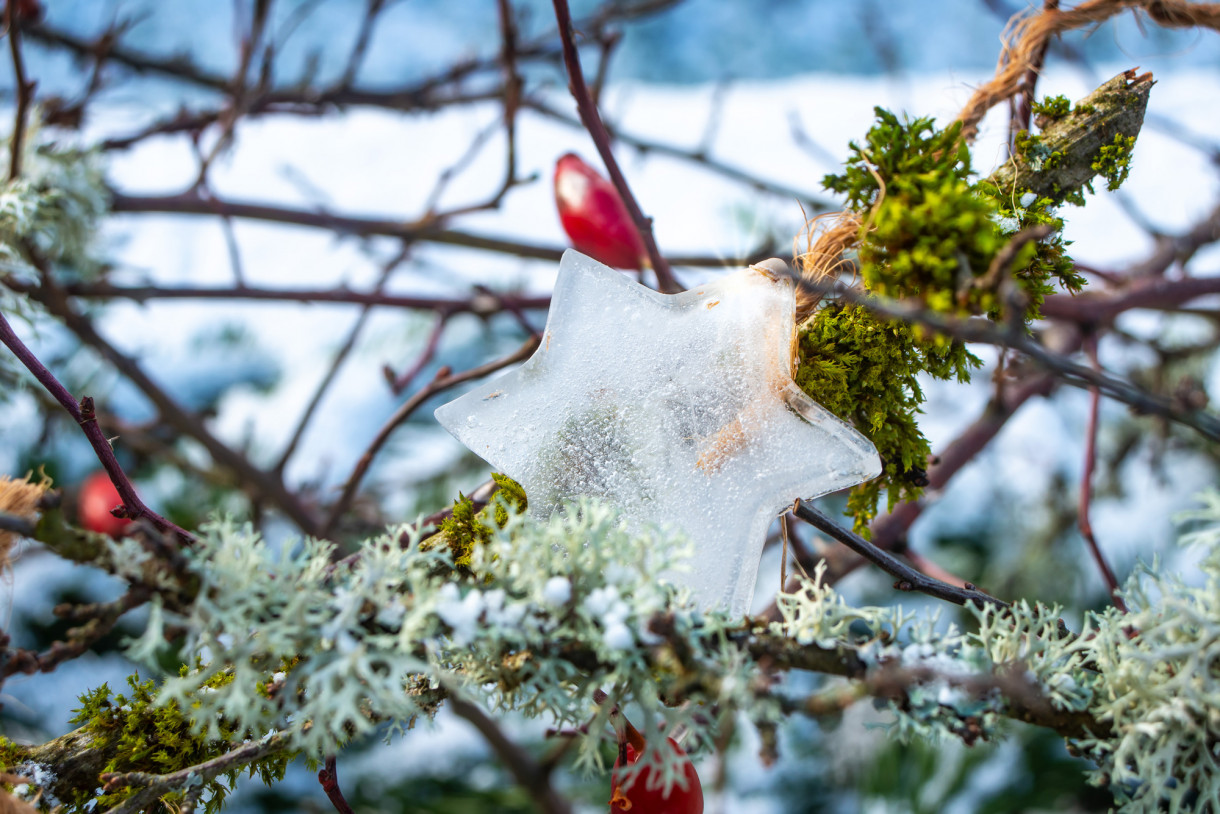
[0,309,192,543]
[2,586,152,679]
[274,249,410,474]
[1079,333,1127,610]
[447,694,573,814]
[107,189,762,267]
[5,0,33,181]
[525,100,836,212]
[550,0,678,293]
[1009,0,1059,147]
[21,273,320,535]
[792,272,1220,443]
[3,276,553,314]
[321,335,540,537]
[384,312,448,395]
[957,0,1218,141]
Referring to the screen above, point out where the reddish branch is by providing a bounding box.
[318,756,356,814]
[550,0,679,293]
[5,0,33,181]
[3,276,553,314]
[0,309,192,543]
[107,190,762,267]
[20,272,320,535]
[1079,334,1127,610]
[321,335,541,538]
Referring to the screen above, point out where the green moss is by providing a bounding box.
[1092,133,1136,191]
[1031,94,1072,121]
[0,735,25,769]
[428,474,527,572]
[796,303,977,533]
[490,472,527,528]
[811,108,1089,527]
[65,674,290,813]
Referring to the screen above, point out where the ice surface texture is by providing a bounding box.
[435,251,880,614]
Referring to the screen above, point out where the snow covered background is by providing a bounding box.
[2,0,1220,810]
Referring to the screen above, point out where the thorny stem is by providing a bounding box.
[0,309,192,543]
[550,0,680,293]
[318,756,356,814]
[1079,333,1127,611]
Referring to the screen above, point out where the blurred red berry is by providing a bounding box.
[5,0,44,23]
[554,153,647,270]
[78,471,131,537]
[609,736,703,814]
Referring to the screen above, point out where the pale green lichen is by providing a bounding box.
[108,491,1220,812]
[0,123,107,276]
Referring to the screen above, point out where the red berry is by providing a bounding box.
[78,471,131,537]
[609,737,703,814]
[554,153,647,270]
[5,0,44,23]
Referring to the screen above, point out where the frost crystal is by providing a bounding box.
[436,250,880,613]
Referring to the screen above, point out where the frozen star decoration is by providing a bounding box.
[435,251,880,614]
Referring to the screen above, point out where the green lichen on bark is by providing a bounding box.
[991,71,1153,205]
[6,673,291,813]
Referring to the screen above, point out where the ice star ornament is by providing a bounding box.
[435,251,880,614]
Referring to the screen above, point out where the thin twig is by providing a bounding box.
[791,272,1220,443]
[321,335,540,537]
[2,276,552,314]
[6,0,33,181]
[0,310,192,543]
[1079,333,1127,611]
[21,271,319,535]
[550,0,679,293]
[448,694,573,814]
[275,249,411,473]
[791,501,1008,609]
[106,189,766,267]
[1009,0,1059,148]
[384,312,448,395]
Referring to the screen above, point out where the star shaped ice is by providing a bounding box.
[435,250,880,614]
